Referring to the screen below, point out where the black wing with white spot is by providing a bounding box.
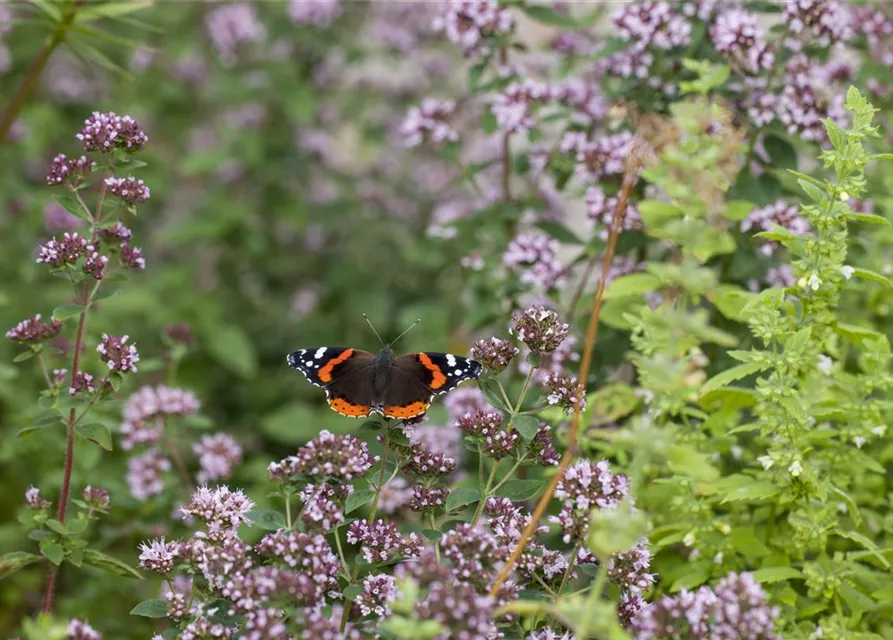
[286,347,375,388]
[397,352,482,396]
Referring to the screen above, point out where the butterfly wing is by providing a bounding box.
[382,352,482,419]
[287,347,377,418]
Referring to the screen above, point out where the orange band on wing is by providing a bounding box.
[384,401,430,419]
[328,397,371,418]
[418,353,447,390]
[317,349,355,383]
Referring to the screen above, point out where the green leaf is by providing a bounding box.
[846,211,891,226]
[345,489,375,514]
[835,323,887,347]
[0,551,43,580]
[45,519,67,535]
[76,423,112,451]
[82,549,143,579]
[763,134,797,170]
[53,303,86,321]
[204,325,257,379]
[700,362,762,395]
[670,565,711,592]
[728,528,770,558]
[519,4,578,27]
[75,0,153,22]
[710,285,757,322]
[667,445,720,482]
[477,378,508,412]
[494,479,544,501]
[445,488,481,512]
[40,541,64,566]
[13,350,36,362]
[536,221,583,245]
[512,415,540,441]
[725,200,754,221]
[638,200,683,227]
[129,599,169,618]
[343,585,364,601]
[835,530,891,569]
[604,273,661,299]
[246,509,286,531]
[714,476,780,503]
[749,567,803,583]
[850,267,893,289]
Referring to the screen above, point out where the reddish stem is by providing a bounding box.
[489,160,642,596]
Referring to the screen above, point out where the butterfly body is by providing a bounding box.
[287,344,482,419]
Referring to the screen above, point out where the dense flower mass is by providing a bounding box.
[6,314,62,344]
[511,306,569,357]
[287,0,342,26]
[105,176,151,205]
[204,2,266,66]
[471,336,519,373]
[138,537,180,573]
[67,619,102,640]
[400,98,459,148]
[552,460,629,544]
[69,372,96,396]
[36,232,89,267]
[433,0,514,57]
[633,571,780,639]
[76,111,148,153]
[347,519,424,563]
[46,153,95,186]
[180,485,254,536]
[120,384,201,449]
[269,430,376,481]
[193,433,243,484]
[710,8,774,74]
[741,200,810,255]
[502,231,566,291]
[97,333,140,373]
[127,448,171,500]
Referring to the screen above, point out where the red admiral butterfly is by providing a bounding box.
[287,319,482,419]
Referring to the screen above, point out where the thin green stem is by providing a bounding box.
[489,455,526,494]
[333,527,350,578]
[513,367,536,414]
[471,460,501,526]
[37,353,53,389]
[285,495,292,530]
[495,378,514,414]
[529,572,558,597]
[557,540,583,595]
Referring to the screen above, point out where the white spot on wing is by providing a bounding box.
[446,353,457,367]
[454,368,463,376]
[314,347,327,359]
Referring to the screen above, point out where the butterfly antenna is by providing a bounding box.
[363,314,385,347]
[391,318,421,348]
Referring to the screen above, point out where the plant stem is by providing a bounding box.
[0,1,84,146]
[513,367,536,414]
[339,426,393,632]
[37,353,53,388]
[285,495,292,530]
[471,460,501,526]
[488,158,642,596]
[557,540,583,595]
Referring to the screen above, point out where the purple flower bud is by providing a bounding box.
[409,485,450,512]
[120,243,146,270]
[503,232,566,291]
[138,537,180,573]
[76,111,148,153]
[543,372,584,414]
[400,98,458,148]
[511,306,569,357]
[105,176,150,205]
[98,222,133,243]
[46,153,95,187]
[97,333,139,373]
[193,433,242,484]
[25,485,51,509]
[67,619,102,640]
[268,430,376,482]
[69,372,96,396]
[471,337,519,373]
[432,0,514,57]
[82,485,110,509]
[180,485,254,537]
[36,232,89,267]
[356,574,399,617]
[6,314,62,344]
[83,249,109,280]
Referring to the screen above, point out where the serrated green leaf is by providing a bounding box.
[129,599,168,618]
[0,551,43,580]
[700,362,762,395]
[246,508,286,531]
[835,323,887,347]
[13,350,36,362]
[494,479,544,501]
[83,549,143,579]
[345,489,375,514]
[512,415,540,441]
[445,488,480,512]
[76,423,112,451]
[835,530,891,569]
[53,303,86,321]
[750,567,802,583]
[797,179,826,204]
[45,519,67,535]
[728,528,770,557]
